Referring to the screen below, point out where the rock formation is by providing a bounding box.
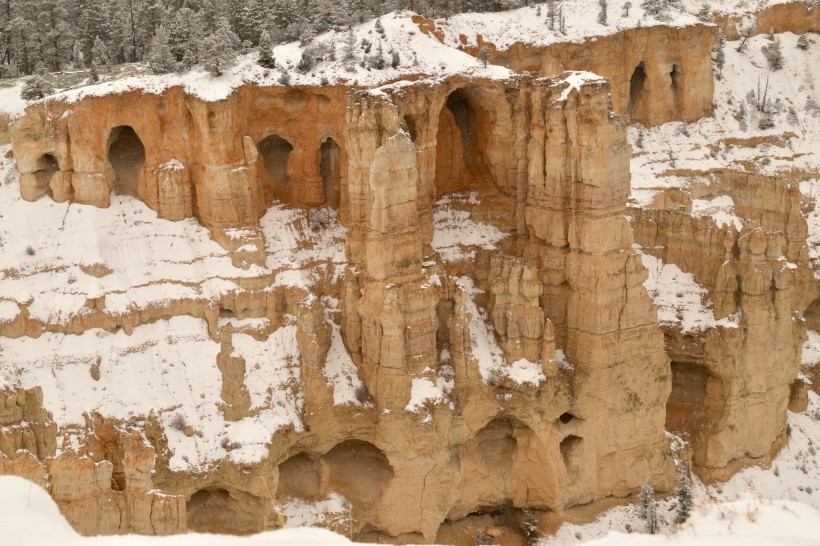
[1,4,817,545]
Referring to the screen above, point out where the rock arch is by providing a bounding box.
[186,486,266,535]
[107,126,145,197]
[257,134,294,206]
[627,62,648,122]
[320,137,341,208]
[666,361,726,464]
[33,153,59,200]
[448,417,539,519]
[434,87,495,198]
[276,440,393,523]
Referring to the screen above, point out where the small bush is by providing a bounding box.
[20,75,54,101]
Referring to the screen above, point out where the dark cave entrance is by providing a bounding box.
[34,153,59,199]
[666,361,726,456]
[320,137,341,208]
[434,88,495,198]
[628,62,648,121]
[257,134,294,206]
[670,63,683,114]
[107,126,145,197]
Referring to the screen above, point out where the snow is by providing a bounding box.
[281,493,352,530]
[0,475,365,546]
[432,193,506,263]
[405,376,448,412]
[0,316,303,471]
[323,324,368,407]
[636,245,740,333]
[456,276,546,387]
[0,81,29,117]
[690,195,744,230]
[803,329,820,367]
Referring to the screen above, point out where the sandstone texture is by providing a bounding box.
[1,3,818,545]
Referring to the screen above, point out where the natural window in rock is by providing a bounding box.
[670,64,683,113]
[559,435,582,476]
[434,88,495,197]
[258,134,294,206]
[186,487,265,535]
[666,361,726,454]
[628,62,647,120]
[558,412,575,424]
[323,440,394,515]
[403,114,417,142]
[320,137,341,208]
[34,153,59,199]
[277,452,325,500]
[107,126,145,197]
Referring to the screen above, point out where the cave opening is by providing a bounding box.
[434,87,495,198]
[558,412,576,425]
[559,435,582,477]
[670,63,683,113]
[665,361,726,452]
[186,486,265,535]
[34,153,59,199]
[107,126,145,197]
[628,62,648,120]
[320,137,341,208]
[257,134,294,206]
[403,114,417,143]
[447,417,535,519]
[276,440,393,524]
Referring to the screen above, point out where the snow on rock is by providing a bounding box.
[0,316,304,472]
[323,324,368,407]
[281,492,352,530]
[432,193,506,263]
[799,179,820,272]
[690,195,744,230]
[457,276,545,387]
[0,475,365,545]
[405,376,448,413]
[803,329,820,367]
[636,245,740,333]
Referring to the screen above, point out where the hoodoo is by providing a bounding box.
[0,1,819,545]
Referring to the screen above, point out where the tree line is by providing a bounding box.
[0,0,542,77]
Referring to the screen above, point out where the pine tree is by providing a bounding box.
[477,46,491,67]
[762,38,784,70]
[546,0,556,30]
[296,46,315,73]
[623,1,631,17]
[342,27,356,71]
[92,35,110,71]
[698,3,711,22]
[20,72,54,100]
[258,30,276,68]
[797,33,809,51]
[713,29,725,78]
[638,483,653,520]
[675,467,694,524]
[598,0,607,26]
[201,16,239,76]
[148,24,175,73]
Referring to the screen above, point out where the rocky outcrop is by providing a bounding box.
[715,1,820,40]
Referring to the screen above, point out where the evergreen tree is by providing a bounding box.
[341,27,356,71]
[797,33,809,51]
[762,38,784,70]
[597,0,607,26]
[201,16,239,76]
[92,34,110,71]
[257,30,276,68]
[638,484,659,534]
[698,3,711,22]
[20,71,54,100]
[713,29,725,78]
[477,46,491,67]
[675,467,694,524]
[638,483,654,520]
[148,24,175,73]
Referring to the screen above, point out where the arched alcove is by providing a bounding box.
[434,88,495,198]
[323,440,394,512]
[257,134,294,206]
[277,452,325,500]
[670,64,683,114]
[107,126,145,197]
[448,417,535,518]
[627,62,648,121]
[320,137,341,208]
[666,361,726,459]
[33,153,59,199]
[186,486,265,535]
[403,114,417,143]
[559,435,582,478]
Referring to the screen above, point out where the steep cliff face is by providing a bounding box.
[0,71,683,542]
[492,24,717,126]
